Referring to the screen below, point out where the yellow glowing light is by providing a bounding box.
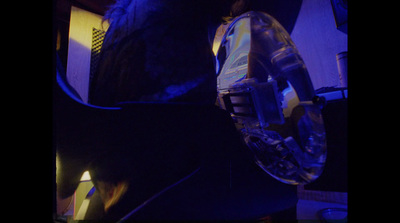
[80,171,91,181]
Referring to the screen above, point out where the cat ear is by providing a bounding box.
[96,181,129,212]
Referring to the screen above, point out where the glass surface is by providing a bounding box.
[216,11,327,185]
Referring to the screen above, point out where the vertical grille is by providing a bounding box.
[89,27,106,102]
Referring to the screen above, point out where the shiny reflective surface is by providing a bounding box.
[217,15,251,90]
[216,11,327,185]
[318,208,348,223]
